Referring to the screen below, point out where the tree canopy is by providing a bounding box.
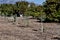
[0,0,60,22]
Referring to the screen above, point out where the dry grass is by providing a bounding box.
[0,17,60,40]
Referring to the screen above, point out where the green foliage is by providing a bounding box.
[0,0,60,22]
[43,0,60,22]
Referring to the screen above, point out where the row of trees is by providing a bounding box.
[0,0,60,22]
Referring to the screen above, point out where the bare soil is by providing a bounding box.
[0,16,60,40]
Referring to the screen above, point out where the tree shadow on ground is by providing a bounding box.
[35,20,60,23]
[36,18,60,23]
[52,37,60,40]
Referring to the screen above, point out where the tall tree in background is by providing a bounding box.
[16,1,29,16]
[43,0,60,22]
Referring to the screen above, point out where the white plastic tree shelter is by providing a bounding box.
[40,12,45,33]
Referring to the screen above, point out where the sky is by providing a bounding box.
[0,0,46,5]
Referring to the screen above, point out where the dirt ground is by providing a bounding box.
[0,16,60,40]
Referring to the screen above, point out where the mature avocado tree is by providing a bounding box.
[27,3,43,18]
[16,1,29,16]
[0,4,13,17]
[43,0,60,22]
